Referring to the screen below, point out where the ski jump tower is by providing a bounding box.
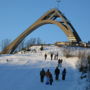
[1,8,81,54]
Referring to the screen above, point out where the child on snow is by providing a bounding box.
[45,69,53,85]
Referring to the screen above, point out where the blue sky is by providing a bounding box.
[0,0,90,46]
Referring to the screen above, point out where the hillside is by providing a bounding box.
[0,45,88,90]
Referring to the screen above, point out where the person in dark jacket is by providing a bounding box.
[62,68,66,80]
[54,67,60,80]
[56,53,58,60]
[44,53,47,60]
[40,68,45,82]
[51,53,53,60]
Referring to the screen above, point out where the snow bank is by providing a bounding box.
[0,45,88,90]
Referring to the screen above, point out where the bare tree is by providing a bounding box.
[25,37,44,48]
[1,39,11,50]
[25,38,36,48]
[36,37,42,44]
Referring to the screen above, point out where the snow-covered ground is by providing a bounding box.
[0,45,88,90]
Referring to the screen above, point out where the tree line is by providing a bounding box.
[0,37,45,52]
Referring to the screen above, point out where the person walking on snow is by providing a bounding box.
[58,59,63,67]
[45,69,51,85]
[44,53,47,60]
[49,73,53,85]
[62,68,66,80]
[40,68,45,82]
[51,53,53,60]
[56,52,58,60]
[54,67,60,80]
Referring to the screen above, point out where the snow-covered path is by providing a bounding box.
[0,46,87,90]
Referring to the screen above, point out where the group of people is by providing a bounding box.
[40,52,66,85]
[44,53,58,60]
[58,59,63,67]
[40,69,53,85]
[40,66,67,85]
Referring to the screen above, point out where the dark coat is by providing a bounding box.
[40,69,45,76]
[62,69,66,76]
[55,67,60,75]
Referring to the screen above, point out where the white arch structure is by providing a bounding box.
[1,9,81,54]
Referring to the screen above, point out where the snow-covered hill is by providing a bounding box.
[0,45,88,90]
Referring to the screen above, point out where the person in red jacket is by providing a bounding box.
[45,69,51,85]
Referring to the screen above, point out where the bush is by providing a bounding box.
[40,45,44,51]
[78,51,86,59]
[63,48,74,58]
[79,65,87,72]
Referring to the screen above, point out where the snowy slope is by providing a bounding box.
[0,45,87,90]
